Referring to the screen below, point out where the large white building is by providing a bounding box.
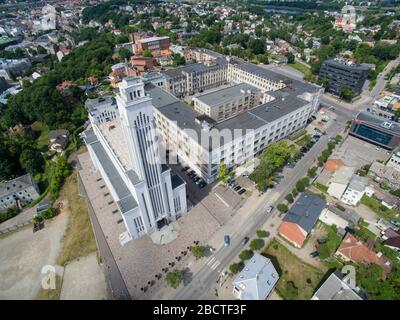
[151,56,322,183]
[83,77,187,240]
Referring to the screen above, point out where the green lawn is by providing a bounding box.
[313,182,328,194]
[317,223,343,260]
[359,195,399,222]
[31,121,50,152]
[263,239,325,300]
[295,134,312,147]
[288,61,313,78]
[289,129,307,141]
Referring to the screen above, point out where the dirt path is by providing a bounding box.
[0,211,68,299]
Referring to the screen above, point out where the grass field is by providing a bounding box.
[359,195,399,223]
[288,61,313,78]
[263,239,325,300]
[31,121,50,152]
[56,172,97,266]
[313,182,328,194]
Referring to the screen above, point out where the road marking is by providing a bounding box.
[210,260,221,270]
[214,193,230,207]
[206,256,215,265]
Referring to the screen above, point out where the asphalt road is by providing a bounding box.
[174,111,348,300]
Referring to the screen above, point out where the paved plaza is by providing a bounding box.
[78,152,224,299]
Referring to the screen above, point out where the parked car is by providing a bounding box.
[238,188,246,195]
[181,166,189,172]
[266,205,274,214]
[234,185,241,191]
[287,163,296,168]
[193,176,201,183]
[224,235,230,247]
[187,170,195,178]
[198,181,206,188]
[241,236,250,245]
[345,226,356,235]
[317,239,327,245]
[196,178,204,185]
[241,171,250,177]
[390,220,400,227]
[310,251,319,258]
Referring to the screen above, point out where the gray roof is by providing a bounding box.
[283,194,326,233]
[355,111,400,136]
[85,96,116,113]
[194,83,259,107]
[126,169,141,185]
[171,174,185,189]
[347,174,369,192]
[312,271,364,300]
[90,141,138,213]
[0,174,37,198]
[233,253,279,300]
[323,59,371,71]
[82,128,98,145]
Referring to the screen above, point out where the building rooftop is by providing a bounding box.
[89,140,138,213]
[85,96,116,113]
[0,174,37,198]
[232,253,279,300]
[323,58,371,71]
[194,83,259,107]
[171,174,185,189]
[355,111,400,136]
[282,194,326,234]
[312,271,364,300]
[331,166,355,185]
[347,174,369,192]
[139,36,169,44]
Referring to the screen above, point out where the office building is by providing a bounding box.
[319,59,370,96]
[350,111,400,150]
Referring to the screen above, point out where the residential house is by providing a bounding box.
[335,233,392,276]
[368,161,400,189]
[311,271,364,300]
[382,228,400,252]
[327,166,355,200]
[340,174,370,206]
[278,194,326,248]
[387,151,400,172]
[318,207,349,230]
[232,253,279,300]
[48,129,69,153]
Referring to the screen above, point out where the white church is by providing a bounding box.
[82,77,187,240]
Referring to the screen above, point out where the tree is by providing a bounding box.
[229,263,241,275]
[285,193,294,204]
[118,47,131,61]
[287,52,295,64]
[339,85,354,102]
[295,178,310,192]
[249,239,264,251]
[248,38,266,55]
[216,163,233,186]
[292,188,298,198]
[172,53,185,67]
[239,250,253,261]
[142,49,153,58]
[49,155,70,200]
[307,166,318,178]
[19,148,45,176]
[190,245,206,260]
[165,269,183,289]
[256,230,270,238]
[277,203,288,213]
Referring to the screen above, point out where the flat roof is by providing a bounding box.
[139,36,169,44]
[194,83,259,107]
[355,111,400,136]
[90,141,138,213]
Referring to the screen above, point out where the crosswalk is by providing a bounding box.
[206,256,221,272]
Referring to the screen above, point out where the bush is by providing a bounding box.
[249,239,264,251]
[41,207,58,220]
[190,245,206,260]
[285,194,294,204]
[239,250,253,261]
[277,203,289,213]
[0,206,21,224]
[292,188,298,197]
[229,263,240,275]
[307,166,318,178]
[256,230,270,238]
[285,281,299,299]
[165,269,183,289]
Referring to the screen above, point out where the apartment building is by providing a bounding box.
[192,83,262,122]
[83,77,187,241]
[132,33,170,56]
